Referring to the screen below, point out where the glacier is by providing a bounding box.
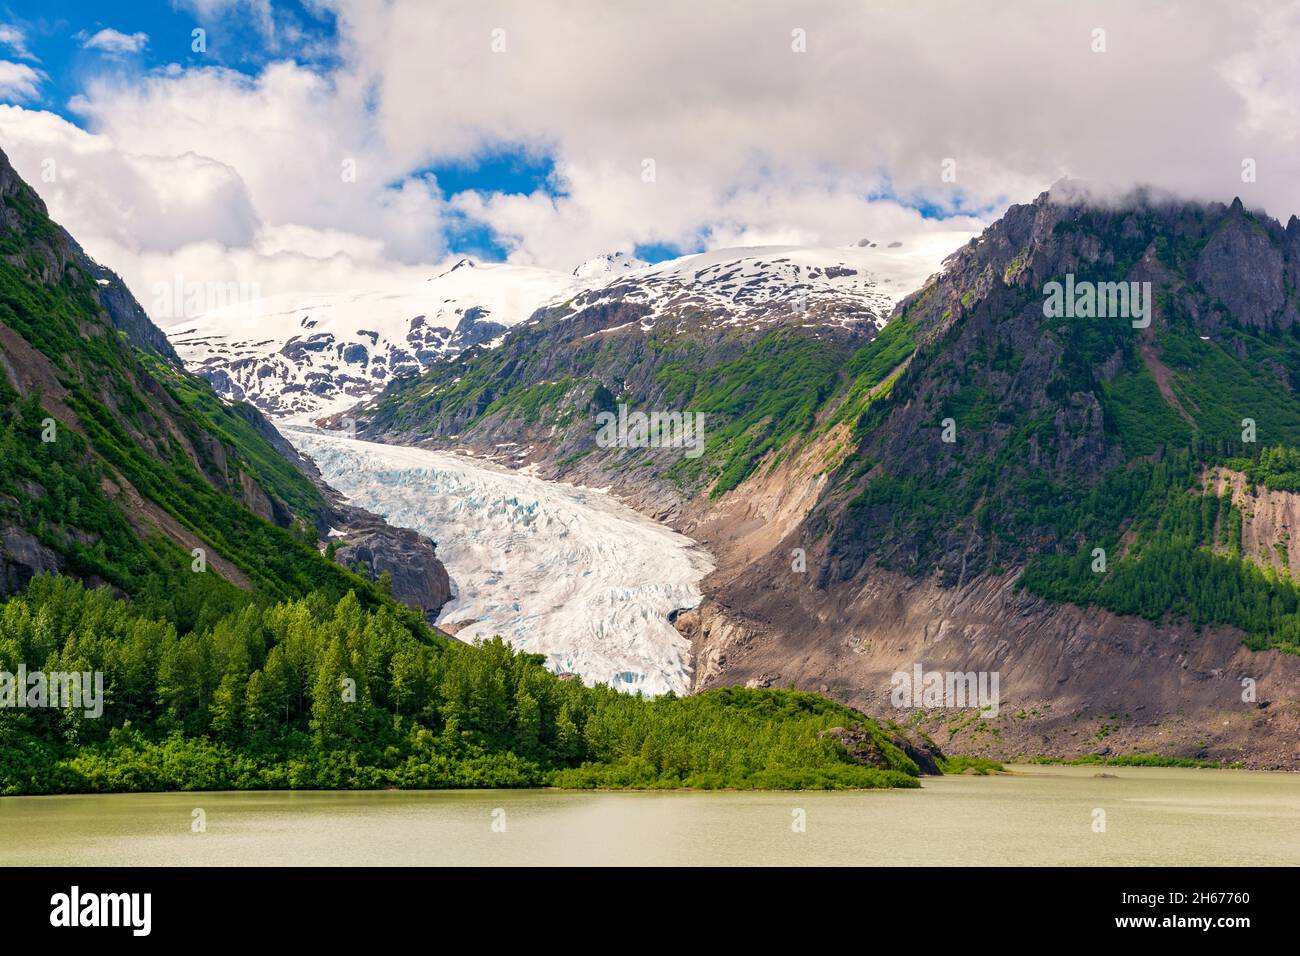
[285,428,713,696]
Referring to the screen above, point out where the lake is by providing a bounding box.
[2,765,1297,866]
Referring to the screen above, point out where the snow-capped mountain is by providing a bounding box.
[561,234,972,334]
[163,259,584,422]
[165,235,968,421]
[571,250,649,280]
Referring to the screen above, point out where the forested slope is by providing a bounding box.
[0,148,935,793]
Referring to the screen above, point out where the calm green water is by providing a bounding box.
[2,765,1297,866]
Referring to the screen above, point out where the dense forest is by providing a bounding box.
[0,574,927,794]
[1020,448,1300,652]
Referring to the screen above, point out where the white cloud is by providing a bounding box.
[0,61,42,101]
[68,63,447,262]
[331,0,1300,250]
[1217,1,1300,144]
[0,106,258,251]
[0,25,35,61]
[175,0,278,44]
[2,0,1299,322]
[0,99,446,317]
[450,168,984,269]
[82,29,150,55]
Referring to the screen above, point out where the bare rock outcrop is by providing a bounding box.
[677,567,1300,770]
[0,526,62,597]
[332,519,452,624]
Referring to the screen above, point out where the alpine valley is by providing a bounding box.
[319,182,1300,771]
[6,124,1300,793]
[0,148,943,795]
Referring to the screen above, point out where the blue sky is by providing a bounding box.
[5,0,339,107]
[417,148,695,261]
[0,0,693,261]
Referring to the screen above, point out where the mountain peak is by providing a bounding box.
[434,257,478,279]
[572,250,649,280]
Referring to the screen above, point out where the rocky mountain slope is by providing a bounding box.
[681,185,1300,768]
[0,147,449,623]
[348,183,1300,767]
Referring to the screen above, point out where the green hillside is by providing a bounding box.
[0,150,932,794]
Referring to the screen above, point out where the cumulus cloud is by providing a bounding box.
[3,0,1300,318]
[0,106,258,251]
[68,62,447,262]
[450,168,984,269]
[0,103,444,310]
[82,29,150,55]
[331,0,1300,238]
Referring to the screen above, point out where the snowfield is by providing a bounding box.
[286,428,714,696]
[164,258,585,422]
[571,235,975,332]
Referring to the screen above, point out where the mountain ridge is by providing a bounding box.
[0,146,951,797]
[681,184,1300,767]
[168,238,961,424]
[344,182,1300,767]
